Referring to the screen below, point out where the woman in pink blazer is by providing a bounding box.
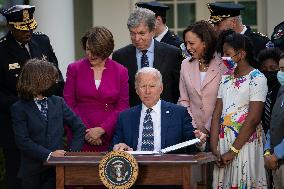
[64,26,129,152]
[179,21,227,134]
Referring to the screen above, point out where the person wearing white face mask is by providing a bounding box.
[264,53,284,189]
[211,31,268,188]
[277,55,284,85]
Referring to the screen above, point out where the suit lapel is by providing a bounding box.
[188,60,202,95]
[29,38,39,58]
[160,101,171,148]
[26,100,47,124]
[6,32,29,61]
[153,40,164,71]
[201,57,220,89]
[131,105,142,150]
[128,45,138,79]
[47,97,59,129]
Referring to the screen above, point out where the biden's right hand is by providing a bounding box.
[113,143,133,151]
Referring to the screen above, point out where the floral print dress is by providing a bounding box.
[212,69,268,189]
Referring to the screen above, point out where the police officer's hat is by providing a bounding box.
[207,2,245,24]
[136,1,169,17]
[1,5,37,31]
[271,21,284,51]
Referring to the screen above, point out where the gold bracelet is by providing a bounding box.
[230,145,240,154]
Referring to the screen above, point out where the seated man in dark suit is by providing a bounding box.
[111,67,206,152]
[112,7,182,107]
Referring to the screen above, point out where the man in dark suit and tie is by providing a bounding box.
[111,67,206,152]
[0,5,64,189]
[136,1,183,49]
[112,7,182,107]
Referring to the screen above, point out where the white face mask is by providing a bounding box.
[277,71,284,85]
[221,56,237,70]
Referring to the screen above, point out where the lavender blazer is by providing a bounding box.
[178,55,227,133]
[64,58,129,151]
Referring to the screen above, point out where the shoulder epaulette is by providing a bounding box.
[252,31,268,38]
[34,31,45,35]
[0,37,6,43]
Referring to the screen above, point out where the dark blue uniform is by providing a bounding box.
[244,25,270,64]
[161,30,183,48]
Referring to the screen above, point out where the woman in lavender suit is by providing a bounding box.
[64,26,129,152]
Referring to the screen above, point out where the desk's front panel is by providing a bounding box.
[64,164,185,186]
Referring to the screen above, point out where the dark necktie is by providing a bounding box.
[263,91,272,131]
[141,50,149,68]
[21,43,31,58]
[36,98,48,121]
[141,108,154,151]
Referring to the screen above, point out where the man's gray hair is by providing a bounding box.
[135,67,163,88]
[127,7,156,32]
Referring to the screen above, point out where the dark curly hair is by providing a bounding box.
[182,20,217,65]
[257,47,282,66]
[17,59,59,100]
[221,31,255,66]
[216,29,235,55]
[82,26,114,59]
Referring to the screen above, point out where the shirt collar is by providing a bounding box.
[240,25,247,34]
[136,38,155,55]
[34,97,48,101]
[155,26,168,42]
[141,99,161,114]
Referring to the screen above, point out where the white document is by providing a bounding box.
[160,138,200,154]
[126,138,201,155]
[126,151,160,155]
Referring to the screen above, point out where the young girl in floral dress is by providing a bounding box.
[210,32,268,189]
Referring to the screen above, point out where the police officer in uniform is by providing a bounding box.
[0,5,64,189]
[136,1,183,49]
[271,21,284,52]
[207,2,270,68]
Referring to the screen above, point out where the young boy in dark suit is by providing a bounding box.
[10,59,86,189]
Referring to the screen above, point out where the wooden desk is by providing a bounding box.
[46,152,216,189]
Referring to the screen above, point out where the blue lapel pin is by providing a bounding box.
[166,110,169,114]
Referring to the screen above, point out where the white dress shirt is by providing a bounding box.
[155,26,168,42]
[137,100,161,151]
[240,25,247,34]
[135,38,155,69]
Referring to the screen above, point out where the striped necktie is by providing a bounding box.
[263,91,272,131]
[36,98,48,121]
[141,50,149,68]
[141,108,154,151]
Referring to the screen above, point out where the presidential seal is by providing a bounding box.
[99,151,138,189]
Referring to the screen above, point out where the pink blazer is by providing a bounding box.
[64,58,129,151]
[178,55,226,132]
